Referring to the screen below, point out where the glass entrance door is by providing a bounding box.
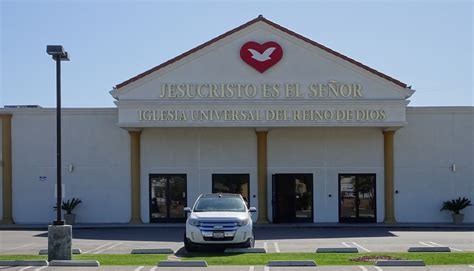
[339,174,376,223]
[272,174,313,223]
[149,174,187,223]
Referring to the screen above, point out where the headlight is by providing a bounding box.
[237,218,250,226]
[188,218,200,227]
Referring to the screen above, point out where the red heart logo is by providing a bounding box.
[240,41,283,73]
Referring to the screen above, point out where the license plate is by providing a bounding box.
[213,232,224,238]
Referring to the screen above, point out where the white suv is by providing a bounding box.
[184,193,256,251]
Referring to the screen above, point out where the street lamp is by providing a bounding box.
[46,45,71,261]
[46,45,70,226]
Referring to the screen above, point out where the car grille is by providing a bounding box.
[199,221,239,231]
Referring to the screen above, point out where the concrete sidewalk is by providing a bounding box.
[0,222,473,230]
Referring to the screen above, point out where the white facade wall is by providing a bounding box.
[140,128,257,223]
[267,127,385,223]
[395,107,474,222]
[0,107,472,223]
[8,109,130,223]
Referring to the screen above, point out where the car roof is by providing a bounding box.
[200,193,242,198]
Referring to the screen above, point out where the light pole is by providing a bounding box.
[46,45,71,261]
[46,45,69,225]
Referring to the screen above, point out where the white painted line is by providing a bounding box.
[1,243,34,252]
[429,242,441,247]
[273,242,280,253]
[358,266,368,271]
[93,242,123,254]
[341,242,351,247]
[419,241,433,247]
[263,242,268,251]
[351,242,371,252]
[134,266,145,271]
[34,267,47,271]
[19,267,32,271]
[249,266,254,271]
[149,267,158,271]
[374,266,384,271]
[468,265,474,268]
[82,242,114,254]
[264,266,269,271]
[429,241,463,251]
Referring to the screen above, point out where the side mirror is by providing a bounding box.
[184,207,191,213]
[248,207,257,213]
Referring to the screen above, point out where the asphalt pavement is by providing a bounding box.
[0,227,472,255]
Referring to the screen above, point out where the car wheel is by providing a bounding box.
[184,234,198,252]
[243,235,255,248]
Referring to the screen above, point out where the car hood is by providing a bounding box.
[191,211,249,221]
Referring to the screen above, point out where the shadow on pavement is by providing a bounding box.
[31,227,404,241]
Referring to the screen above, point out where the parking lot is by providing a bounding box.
[0,227,473,255]
[0,266,474,271]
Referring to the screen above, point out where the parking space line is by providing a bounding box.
[19,267,32,271]
[34,267,47,271]
[351,242,371,252]
[263,242,268,251]
[358,266,368,271]
[264,266,269,271]
[134,266,145,271]
[374,266,383,271]
[249,266,254,271]
[274,242,280,253]
[82,242,114,254]
[1,243,34,252]
[93,242,123,254]
[341,242,351,247]
[419,241,433,247]
[429,241,463,251]
[149,267,158,271]
[468,265,474,268]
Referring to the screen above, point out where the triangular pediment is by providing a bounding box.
[112,16,414,128]
[112,17,413,100]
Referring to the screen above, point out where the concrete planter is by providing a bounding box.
[64,214,76,225]
[452,213,464,224]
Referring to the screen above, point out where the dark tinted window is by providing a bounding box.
[194,197,246,212]
[212,174,250,205]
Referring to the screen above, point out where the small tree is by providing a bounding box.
[440,197,472,215]
[54,198,82,214]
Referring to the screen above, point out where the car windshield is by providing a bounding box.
[194,197,246,212]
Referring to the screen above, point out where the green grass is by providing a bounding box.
[0,252,472,266]
[182,252,474,266]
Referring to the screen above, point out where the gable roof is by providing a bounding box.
[115,15,408,90]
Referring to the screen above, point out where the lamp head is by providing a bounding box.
[46,45,70,61]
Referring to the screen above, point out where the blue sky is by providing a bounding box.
[1,0,472,107]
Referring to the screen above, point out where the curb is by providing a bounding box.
[375,260,425,266]
[408,247,451,252]
[158,260,208,267]
[49,260,100,267]
[131,248,174,254]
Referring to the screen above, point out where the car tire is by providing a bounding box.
[184,234,198,252]
[243,234,255,248]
